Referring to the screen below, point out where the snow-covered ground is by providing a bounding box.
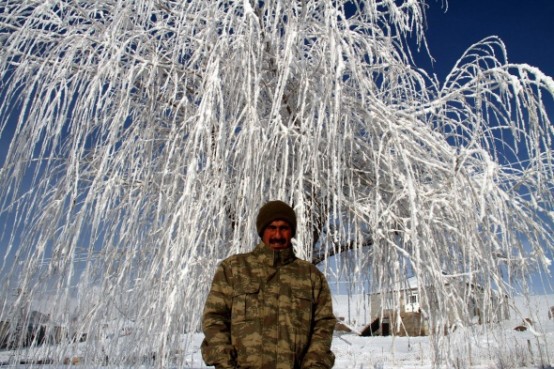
[1,294,553,368]
[329,293,554,369]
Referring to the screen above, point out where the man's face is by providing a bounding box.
[262,220,292,250]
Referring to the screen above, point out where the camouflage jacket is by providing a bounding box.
[201,242,336,369]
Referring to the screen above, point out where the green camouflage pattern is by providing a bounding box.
[201,242,336,369]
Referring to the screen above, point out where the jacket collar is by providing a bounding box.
[254,242,296,267]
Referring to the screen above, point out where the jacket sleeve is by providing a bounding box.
[301,270,336,369]
[201,260,237,369]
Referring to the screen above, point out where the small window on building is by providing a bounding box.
[405,292,420,313]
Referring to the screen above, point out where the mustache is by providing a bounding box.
[269,238,287,244]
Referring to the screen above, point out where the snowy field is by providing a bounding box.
[1,294,553,368]
[329,294,554,369]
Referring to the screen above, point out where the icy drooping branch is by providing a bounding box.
[0,0,553,366]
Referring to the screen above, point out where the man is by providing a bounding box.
[201,200,336,369]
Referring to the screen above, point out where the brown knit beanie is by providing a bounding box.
[256,200,297,237]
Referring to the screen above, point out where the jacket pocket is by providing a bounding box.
[291,287,313,352]
[231,283,260,324]
[291,287,313,323]
[231,283,261,368]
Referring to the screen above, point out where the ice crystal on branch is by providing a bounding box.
[0,0,553,366]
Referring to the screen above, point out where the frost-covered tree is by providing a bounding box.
[0,0,553,366]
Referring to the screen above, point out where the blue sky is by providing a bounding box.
[416,0,554,79]
[417,0,554,294]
